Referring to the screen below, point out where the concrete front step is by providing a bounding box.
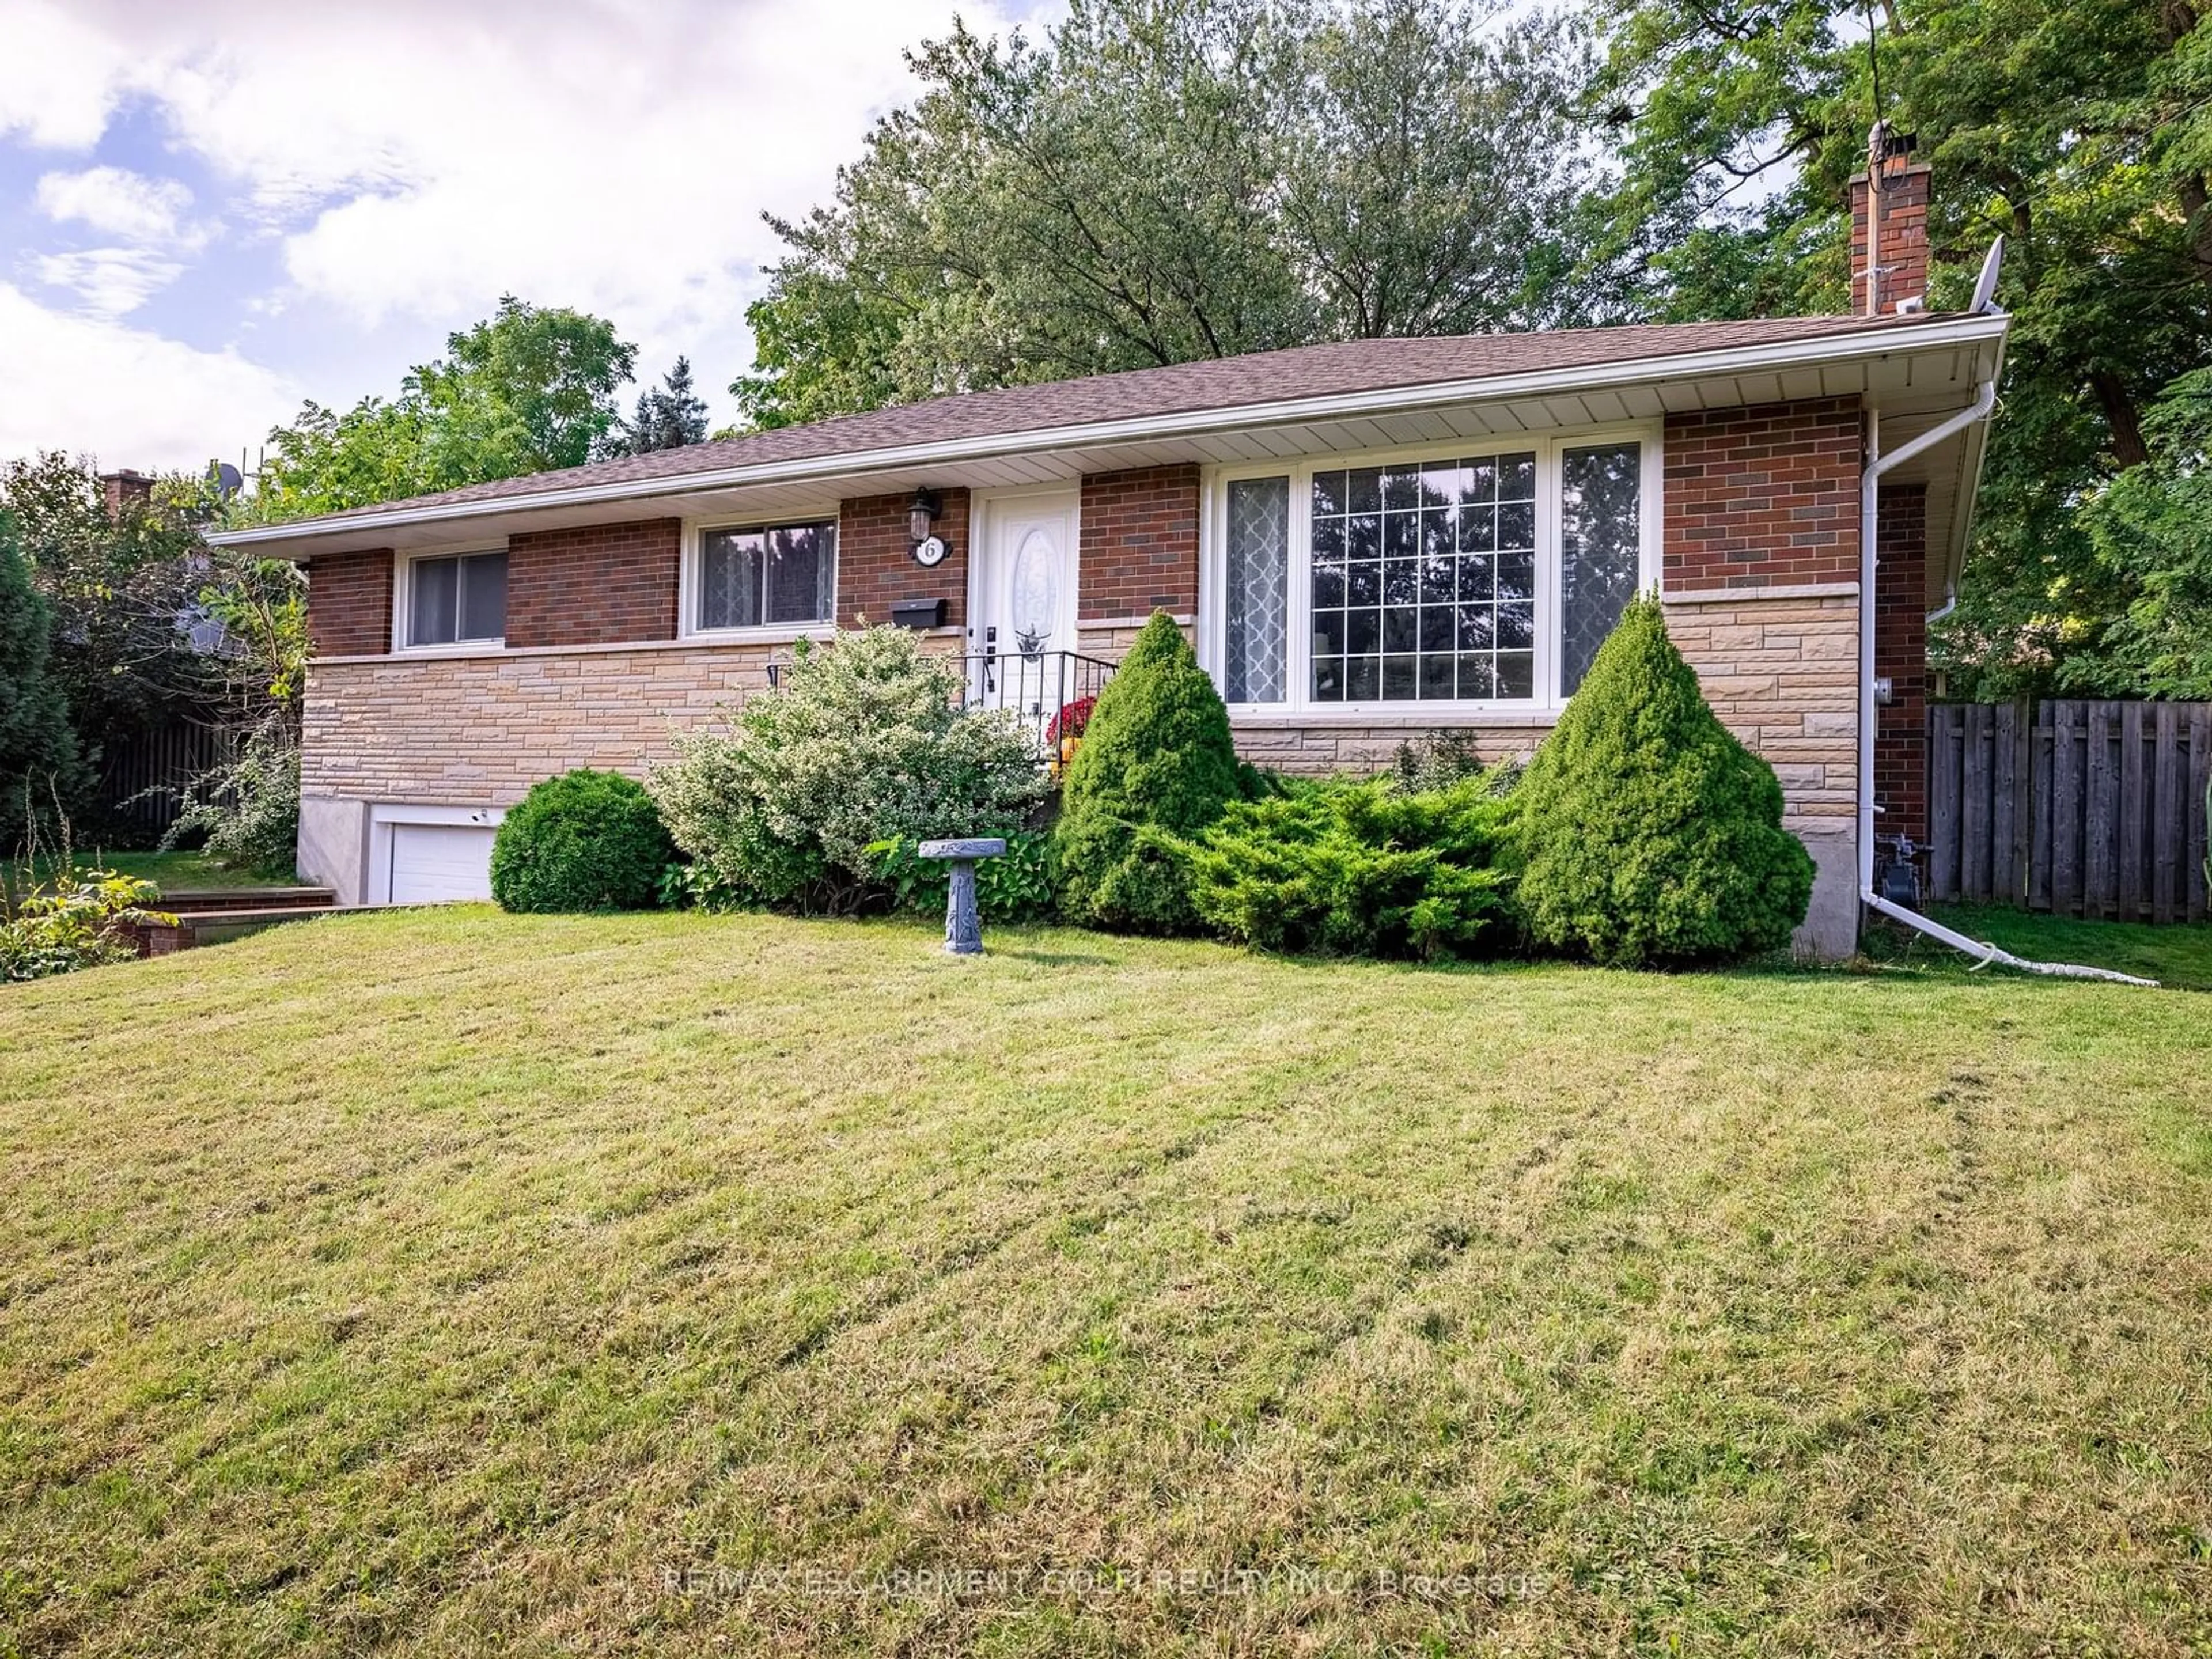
[141,903,363,956]
[158,887,335,918]
[123,887,338,956]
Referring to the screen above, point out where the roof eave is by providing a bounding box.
[208,313,2011,553]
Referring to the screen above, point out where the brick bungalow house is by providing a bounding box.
[210,163,1999,958]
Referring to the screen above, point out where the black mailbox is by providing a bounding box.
[889,597,948,630]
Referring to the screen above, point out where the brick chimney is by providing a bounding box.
[100,469,155,520]
[1848,158,1931,315]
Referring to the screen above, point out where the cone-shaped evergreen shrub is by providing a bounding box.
[1516,596,1813,967]
[491,768,675,912]
[1056,611,1242,933]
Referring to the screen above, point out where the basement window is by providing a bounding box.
[404,550,507,648]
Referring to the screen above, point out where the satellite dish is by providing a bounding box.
[215,462,244,501]
[1970,236,2006,315]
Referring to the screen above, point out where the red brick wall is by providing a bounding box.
[1849,163,1931,315]
[1662,399,1862,592]
[505,518,680,649]
[1078,465,1199,620]
[838,489,970,630]
[305,548,394,658]
[1875,483,1928,846]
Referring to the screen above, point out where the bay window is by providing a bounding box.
[1208,431,1654,710]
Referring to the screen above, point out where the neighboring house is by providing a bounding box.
[211,161,1997,958]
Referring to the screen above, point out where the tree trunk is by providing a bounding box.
[2179,173,2212,290]
[2092,369,2150,470]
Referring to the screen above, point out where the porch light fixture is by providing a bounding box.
[908,487,950,568]
[907,487,941,544]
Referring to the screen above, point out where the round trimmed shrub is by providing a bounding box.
[490,768,675,913]
[1055,612,1243,934]
[1515,595,1813,967]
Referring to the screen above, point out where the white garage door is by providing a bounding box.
[389,823,496,904]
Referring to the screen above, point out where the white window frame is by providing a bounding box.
[679,512,842,643]
[1199,421,1662,716]
[391,544,510,656]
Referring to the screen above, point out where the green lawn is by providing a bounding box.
[3,910,2209,1656]
[9,849,301,896]
[1917,904,2212,993]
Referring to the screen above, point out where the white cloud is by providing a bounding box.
[0,2,142,148]
[0,0,1062,463]
[35,165,195,243]
[0,282,299,469]
[168,0,1029,393]
[28,248,187,316]
[26,166,206,314]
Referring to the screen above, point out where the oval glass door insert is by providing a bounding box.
[1009,527,1057,654]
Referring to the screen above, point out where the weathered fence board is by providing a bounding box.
[2029,711,2053,911]
[2153,703,2181,923]
[1961,704,1992,902]
[1928,699,2211,923]
[1929,706,1958,900]
[2051,702,2081,914]
[2190,707,2211,921]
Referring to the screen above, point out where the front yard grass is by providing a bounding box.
[3,908,2209,1654]
[8,849,300,897]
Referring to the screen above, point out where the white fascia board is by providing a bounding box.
[1940,323,2010,590]
[210,315,2010,551]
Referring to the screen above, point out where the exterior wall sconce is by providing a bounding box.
[908,488,949,567]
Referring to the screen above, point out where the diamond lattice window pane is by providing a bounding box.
[1226,476,1290,703]
[1560,443,1642,695]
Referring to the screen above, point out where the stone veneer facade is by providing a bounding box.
[302,643,782,806]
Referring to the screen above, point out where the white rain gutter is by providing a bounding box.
[1857,370,2154,986]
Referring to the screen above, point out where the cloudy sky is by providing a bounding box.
[0,0,1050,474]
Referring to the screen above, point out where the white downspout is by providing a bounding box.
[1857,385,2156,986]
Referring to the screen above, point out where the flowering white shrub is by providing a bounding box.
[649,627,1047,912]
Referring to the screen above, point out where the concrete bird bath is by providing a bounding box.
[916,838,1007,955]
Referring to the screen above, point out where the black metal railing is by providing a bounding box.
[950,648,1116,760]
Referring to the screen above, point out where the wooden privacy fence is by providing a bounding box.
[1926,700,2211,923]
[91,719,235,839]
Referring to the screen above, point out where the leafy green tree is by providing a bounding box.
[248,297,638,521]
[734,0,1609,429]
[159,547,309,874]
[1056,612,1245,934]
[0,510,82,852]
[606,356,710,455]
[1585,0,2212,698]
[1515,597,1813,966]
[2078,368,2212,696]
[0,454,212,763]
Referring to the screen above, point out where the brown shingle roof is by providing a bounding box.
[248,312,1955,532]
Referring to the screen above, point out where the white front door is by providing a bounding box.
[972,489,1079,723]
